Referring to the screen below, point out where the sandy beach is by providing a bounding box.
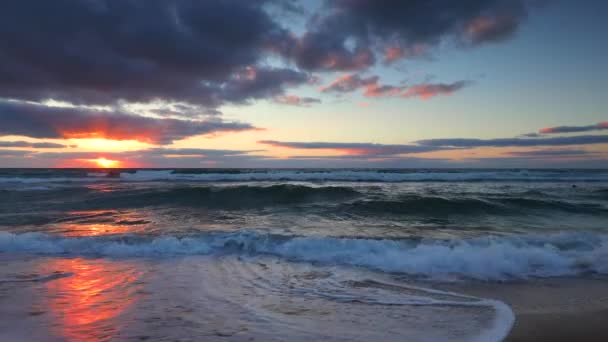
[436,277,608,341]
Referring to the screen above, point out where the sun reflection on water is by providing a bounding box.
[41,258,143,342]
[53,210,150,237]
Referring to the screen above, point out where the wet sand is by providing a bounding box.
[507,309,608,342]
[435,277,608,341]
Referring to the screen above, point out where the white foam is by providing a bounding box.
[1,231,607,281]
[339,281,515,342]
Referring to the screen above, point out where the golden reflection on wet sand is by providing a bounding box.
[41,258,143,342]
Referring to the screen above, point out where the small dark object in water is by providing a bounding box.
[106,170,121,178]
[572,184,577,188]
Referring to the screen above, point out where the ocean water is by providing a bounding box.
[1,168,608,341]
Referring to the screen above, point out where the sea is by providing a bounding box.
[1,168,607,341]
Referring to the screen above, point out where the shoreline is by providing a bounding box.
[433,277,608,341]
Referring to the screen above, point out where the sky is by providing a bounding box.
[0,0,606,168]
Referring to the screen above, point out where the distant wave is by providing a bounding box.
[2,230,607,281]
[1,169,608,184]
[4,183,605,215]
[119,170,608,182]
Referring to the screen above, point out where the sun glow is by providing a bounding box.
[89,157,120,168]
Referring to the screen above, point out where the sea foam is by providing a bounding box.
[1,231,606,281]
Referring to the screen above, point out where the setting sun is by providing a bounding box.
[89,157,120,168]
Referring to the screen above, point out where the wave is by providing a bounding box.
[2,169,608,184]
[344,197,501,215]
[2,230,607,281]
[88,184,361,208]
[343,196,608,216]
[594,188,608,198]
[119,170,608,182]
[3,182,605,216]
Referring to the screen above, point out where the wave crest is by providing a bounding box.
[2,231,607,281]
[95,184,361,208]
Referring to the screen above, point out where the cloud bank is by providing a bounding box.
[416,135,608,148]
[0,101,255,144]
[0,140,69,148]
[258,140,441,155]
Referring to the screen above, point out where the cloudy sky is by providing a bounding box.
[0,0,606,168]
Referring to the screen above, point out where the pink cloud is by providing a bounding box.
[321,74,470,100]
[401,81,470,100]
[274,95,321,106]
[363,84,403,97]
[384,47,404,63]
[539,122,608,134]
[319,74,379,93]
[383,44,428,64]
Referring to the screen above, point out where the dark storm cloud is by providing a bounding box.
[0,141,68,148]
[221,67,313,103]
[258,140,440,155]
[0,101,256,144]
[0,0,537,109]
[289,33,376,71]
[0,0,308,107]
[539,122,608,134]
[288,0,530,70]
[416,135,608,148]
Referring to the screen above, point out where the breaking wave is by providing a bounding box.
[2,230,607,281]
